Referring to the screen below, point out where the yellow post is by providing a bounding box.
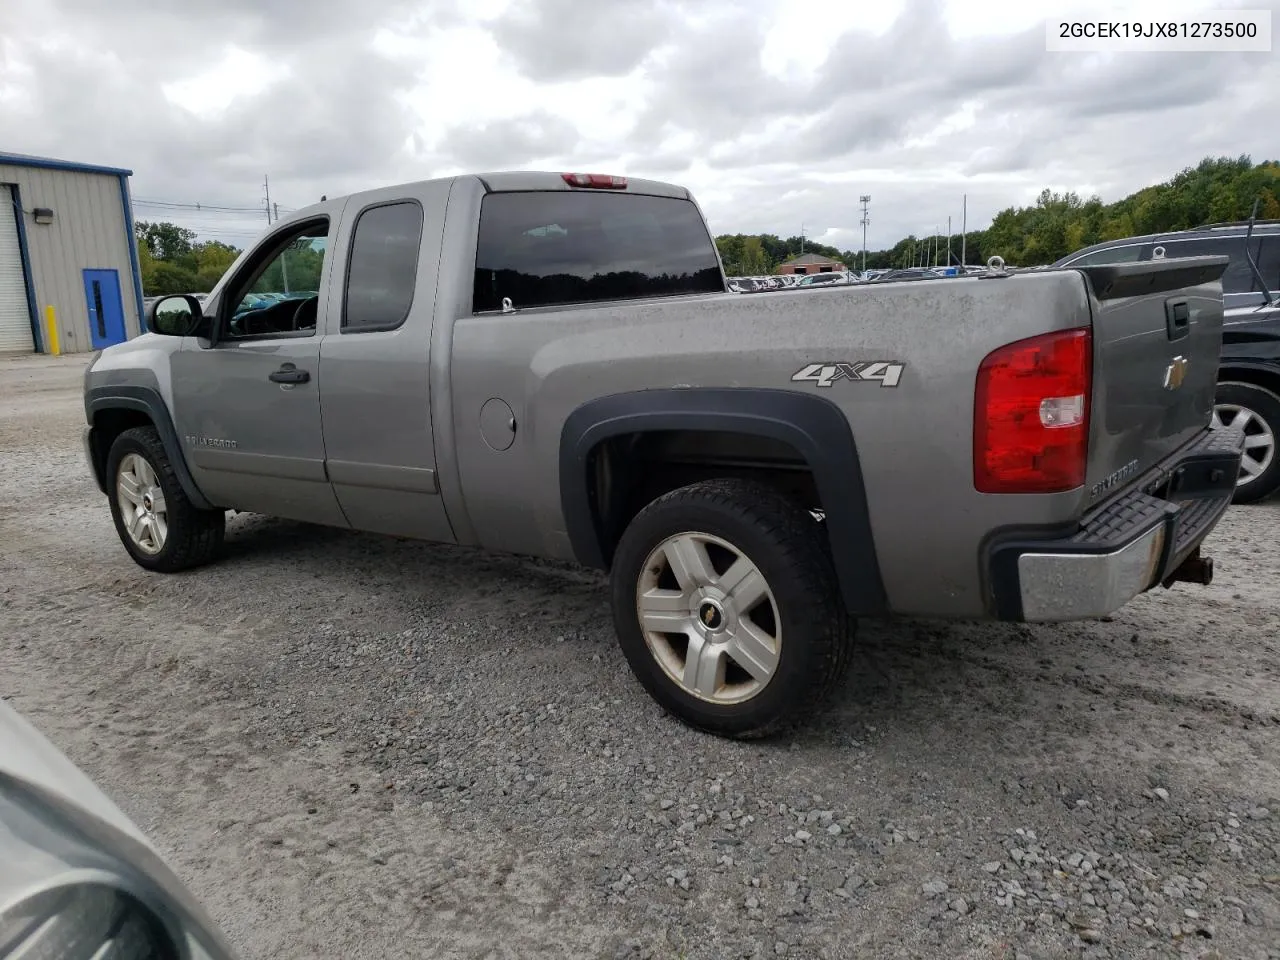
[44,306,60,356]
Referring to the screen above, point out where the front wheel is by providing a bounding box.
[106,426,225,572]
[609,479,854,739]
[1214,381,1280,505]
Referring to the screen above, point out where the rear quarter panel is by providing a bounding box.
[445,271,1098,618]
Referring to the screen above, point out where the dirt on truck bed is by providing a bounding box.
[2,352,1279,960]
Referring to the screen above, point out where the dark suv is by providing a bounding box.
[1054,220,1280,504]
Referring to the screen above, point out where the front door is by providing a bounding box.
[83,269,127,348]
[169,215,348,527]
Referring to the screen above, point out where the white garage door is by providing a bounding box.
[0,186,36,353]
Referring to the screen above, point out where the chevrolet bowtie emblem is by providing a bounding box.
[1163,356,1188,390]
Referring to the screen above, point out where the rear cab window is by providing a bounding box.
[472,191,725,313]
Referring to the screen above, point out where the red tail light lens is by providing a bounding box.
[561,173,628,189]
[974,327,1092,494]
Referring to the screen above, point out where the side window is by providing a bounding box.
[473,191,723,312]
[1252,236,1279,292]
[1070,244,1148,266]
[1158,238,1250,294]
[224,219,329,339]
[342,200,424,333]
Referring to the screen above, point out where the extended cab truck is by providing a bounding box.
[83,172,1245,738]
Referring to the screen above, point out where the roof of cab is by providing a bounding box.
[475,171,692,200]
[277,171,697,228]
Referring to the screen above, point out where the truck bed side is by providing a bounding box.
[438,264,1117,619]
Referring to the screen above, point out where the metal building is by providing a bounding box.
[1,152,144,355]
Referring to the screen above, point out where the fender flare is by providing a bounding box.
[85,385,216,511]
[558,387,888,616]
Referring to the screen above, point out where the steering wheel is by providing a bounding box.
[291,296,320,331]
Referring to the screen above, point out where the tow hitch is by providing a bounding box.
[1162,547,1214,588]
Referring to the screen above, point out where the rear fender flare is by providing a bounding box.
[558,387,888,617]
[85,385,215,511]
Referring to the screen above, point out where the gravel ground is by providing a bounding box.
[2,352,1279,960]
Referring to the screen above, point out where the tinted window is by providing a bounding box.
[1157,237,1252,294]
[1253,236,1279,291]
[344,201,424,331]
[473,192,724,312]
[1070,243,1147,266]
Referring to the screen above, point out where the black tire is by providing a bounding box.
[105,426,225,572]
[609,478,854,739]
[1216,381,1280,505]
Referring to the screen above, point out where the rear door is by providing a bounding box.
[317,180,455,542]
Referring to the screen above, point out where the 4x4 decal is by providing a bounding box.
[791,362,905,388]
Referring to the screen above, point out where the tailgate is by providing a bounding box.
[1077,256,1229,505]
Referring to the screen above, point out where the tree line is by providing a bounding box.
[135,221,243,296]
[715,155,1280,275]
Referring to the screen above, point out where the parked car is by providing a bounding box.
[84,170,1242,738]
[1054,217,1280,503]
[870,267,945,282]
[0,698,237,959]
[795,272,845,287]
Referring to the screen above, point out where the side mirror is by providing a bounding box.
[146,295,204,337]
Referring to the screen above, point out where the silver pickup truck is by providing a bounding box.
[83,171,1245,738]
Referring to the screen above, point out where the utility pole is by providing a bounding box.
[859,195,870,275]
[961,194,968,267]
[946,216,951,267]
[273,202,279,222]
[800,223,805,256]
[263,175,272,224]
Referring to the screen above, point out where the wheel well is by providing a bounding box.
[586,429,821,568]
[1219,367,1280,401]
[88,408,154,488]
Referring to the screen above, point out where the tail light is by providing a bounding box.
[561,173,627,189]
[974,327,1092,494]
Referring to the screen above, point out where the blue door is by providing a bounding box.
[83,269,127,349]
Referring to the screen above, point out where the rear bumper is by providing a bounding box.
[985,424,1245,622]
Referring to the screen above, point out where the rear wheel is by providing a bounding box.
[609,478,854,739]
[106,426,225,572]
[1214,381,1280,505]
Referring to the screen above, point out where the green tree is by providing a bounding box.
[135,220,197,262]
[716,155,1280,271]
[148,261,200,296]
[135,221,244,296]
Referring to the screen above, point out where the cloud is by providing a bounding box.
[485,0,676,82]
[1,0,1276,252]
[438,111,583,170]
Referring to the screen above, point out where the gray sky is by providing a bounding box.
[2,0,1277,252]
